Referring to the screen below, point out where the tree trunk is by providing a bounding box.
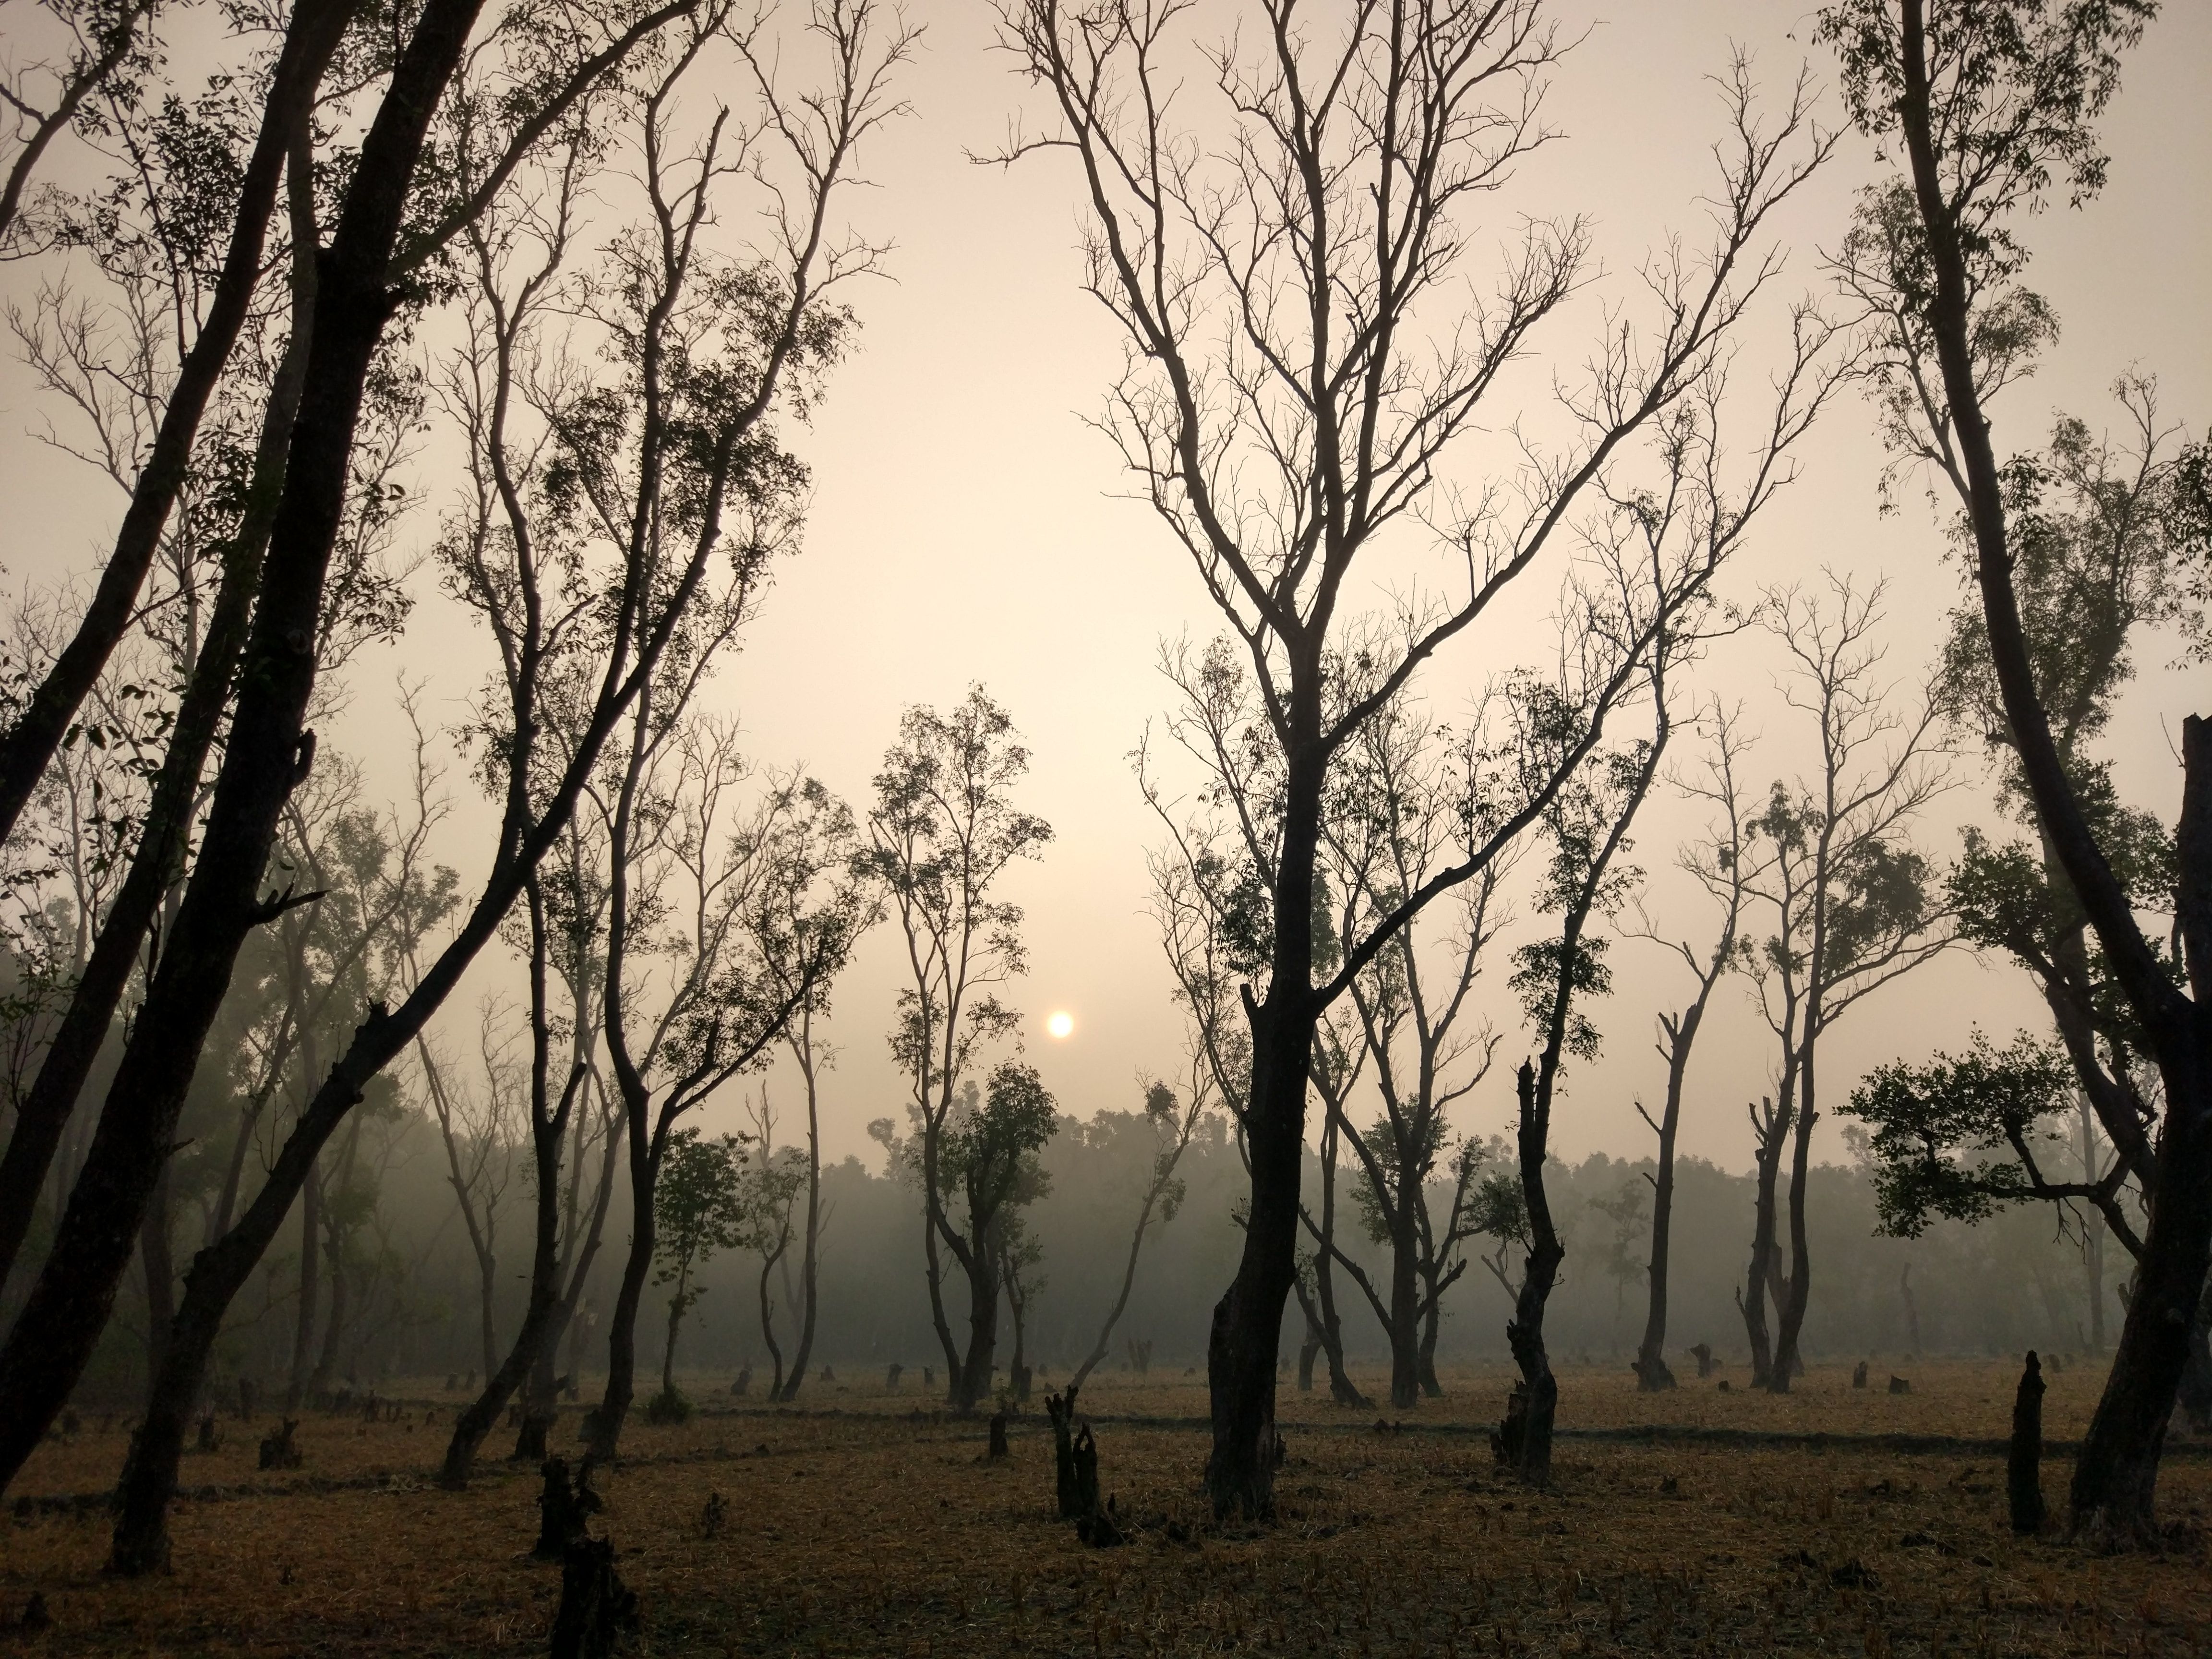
[1504,1061,1565,1485]
[778,1047,823,1402]
[2068,1091,2212,1540]
[1310,1119,1368,1409]
[1416,1286,1443,1398]
[1738,1100,1785,1389]
[2010,1351,2046,1536]
[284,1165,320,1412]
[139,1166,176,1397]
[758,1251,784,1401]
[1769,1030,1821,1391]
[1635,1033,1692,1392]
[953,1239,999,1411]
[1205,990,1309,1515]
[659,1270,687,1403]
[589,1154,656,1458]
[0,0,349,859]
[1386,1207,1420,1410]
[0,0,490,1499]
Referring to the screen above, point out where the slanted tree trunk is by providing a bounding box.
[1885,1,2212,1542]
[0,0,348,868]
[0,0,495,1500]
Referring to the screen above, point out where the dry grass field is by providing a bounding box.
[6,1361,2211,1657]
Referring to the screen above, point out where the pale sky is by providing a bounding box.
[4,0,2207,1179]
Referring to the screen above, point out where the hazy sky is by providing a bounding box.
[4,0,2208,1180]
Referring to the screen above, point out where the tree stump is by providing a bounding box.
[923,1366,935,1392]
[988,1412,1010,1460]
[2009,1350,2046,1536]
[1888,1375,1911,1395]
[885,1363,902,1394]
[1012,1364,1033,1405]
[731,1366,751,1398]
[196,1413,220,1453]
[1046,1388,1082,1517]
[1852,1360,1869,1389]
[237,1377,258,1420]
[1688,1343,1714,1380]
[548,1536,638,1659]
[1071,1422,1102,1518]
[534,1456,604,1562]
[258,1418,301,1470]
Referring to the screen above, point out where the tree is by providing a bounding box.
[1001,0,1837,1515]
[1740,576,1952,1392]
[418,1007,526,1383]
[738,1091,807,1400]
[1501,673,1672,1485]
[649,1128,748,1416]
[1069,1072,1215,1391]
[865,688,1052,1404]
[1329,706,1509,1408]
[739,774,871,1401]
[592,714,869,1455]
[75,0,904,1553]
[937,1062,1059,1409]
[1816,0,2210,1541]
[1623,709,1754,1390]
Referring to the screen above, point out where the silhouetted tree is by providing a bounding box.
[650,1129,748,1416]
[1741,576,1952,1392]
[865,689,1051,1402]
[1817,0,2210,1542]
[1623,710,1755,1390]
[1002,0,1837,1514]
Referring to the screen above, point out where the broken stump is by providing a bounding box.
[2009,1350,2046,1536]
[548,1536,638,1659]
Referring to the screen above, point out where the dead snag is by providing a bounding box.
[1046,1388,1082,1518]
[2010,1351,2046,1536]
[1069,1423,1122,1547]
[534,1456,603,1562]
[257,1418,301,1470]
[1689,1343,1714,1380]
[885,1362,902,1393]
[1853,1360,1869,1389]
[988,1413,1010,1460]
[549,1536,638,1659]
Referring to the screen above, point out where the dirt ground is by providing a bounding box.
[6,1361,2210,1657]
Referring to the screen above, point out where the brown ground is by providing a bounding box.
[5,1361,2209,1656]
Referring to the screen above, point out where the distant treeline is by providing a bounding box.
[46,1101,2109,1408]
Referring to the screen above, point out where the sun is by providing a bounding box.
[1046,1011,1074,1040]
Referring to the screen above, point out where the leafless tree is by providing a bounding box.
[998,0,1837,1514]
[1622,706,1755,1390]
[1742,575,1952,1392]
